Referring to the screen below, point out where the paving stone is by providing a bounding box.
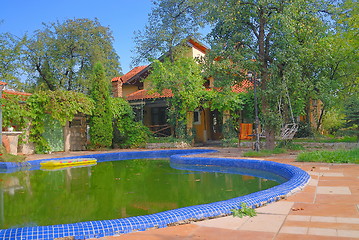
[239,214,286,233]
[286,215,311,222]
[279,226,308,235]
[336,217,359,224]
[310,216,336,223]
[308,227,337,237]
[337,229,359,238]
[193,216,249,230]
[257,201,294,215]
[308,179,318,186]
[316,186,351,195]
[322,172,344,177]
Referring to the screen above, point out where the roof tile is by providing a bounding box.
[126,89,173,101]
[111,66,148,83]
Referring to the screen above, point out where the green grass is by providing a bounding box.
[243,148,287,157]
[0,152,26,162]
[297,148,359,163]
[293,136,357,143]
[277,141,306,150]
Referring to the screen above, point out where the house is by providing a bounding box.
[111,38,254,143]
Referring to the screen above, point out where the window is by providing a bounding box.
[193,110,201,125]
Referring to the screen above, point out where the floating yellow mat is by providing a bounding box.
[40,158,97,168]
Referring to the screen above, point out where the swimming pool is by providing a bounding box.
[0,149,310,239]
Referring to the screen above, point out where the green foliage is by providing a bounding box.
[133,0,204,65]
[321,109,346,135]
[342,96,359,140]
[33,90,94,125]
[89,63,113,149]
[147,56,206,138]
[111,97,151,148]
[297,148,359,163]
[22,18,121,92]
[23,90,94,153]
[231,203,257,218]
[1,93,31,131]
[203,0,338,149]
[0,32,24,89]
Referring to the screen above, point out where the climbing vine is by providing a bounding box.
[2,90,94,153]
[1,93,31,131]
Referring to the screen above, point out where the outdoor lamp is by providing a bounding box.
[247,72,260,152]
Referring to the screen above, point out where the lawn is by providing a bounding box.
[296,148,359,164]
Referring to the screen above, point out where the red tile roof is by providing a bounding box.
[126,89,173,101]
[188,38,208,54]
[231,80,253,93]
[111,66,148,84]
[126,80,251,101]
[3,90,32,97]
[0,81,7,86]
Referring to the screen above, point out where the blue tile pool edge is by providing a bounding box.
[0,149,310,240]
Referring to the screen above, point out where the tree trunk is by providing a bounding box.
[264,125,276,150]
[258,7,276,150]
[186,111,194,144]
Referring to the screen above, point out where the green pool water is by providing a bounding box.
[0,159,279,229]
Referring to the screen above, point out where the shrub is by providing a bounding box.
[89,63,113,149]
[111,98,151,148]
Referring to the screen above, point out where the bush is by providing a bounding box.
[111,98,151,148]
[322,109,345,135]
[295,121,313,138]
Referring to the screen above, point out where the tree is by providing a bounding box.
[343,96,359,141]
[146,56,205,139]
[0,32,23,89]
[22,18,121,93]
[132,0,204,65]
[89,62,113,148]
[203,0,334,149]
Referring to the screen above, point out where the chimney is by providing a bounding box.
[112,78,123,97]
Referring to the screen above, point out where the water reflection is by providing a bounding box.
[0,159,280,229]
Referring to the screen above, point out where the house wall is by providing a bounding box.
[123,85,139,97]
[193,108,211,143]
[191,47,206,59]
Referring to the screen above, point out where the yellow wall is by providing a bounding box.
[193,109,211,143]
[123,85,139,97]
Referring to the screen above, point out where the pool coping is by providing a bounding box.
[0,149,310,240]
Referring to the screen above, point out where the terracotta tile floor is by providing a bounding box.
[36,148,358,240]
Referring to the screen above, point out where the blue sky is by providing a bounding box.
[1,0,154,74]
